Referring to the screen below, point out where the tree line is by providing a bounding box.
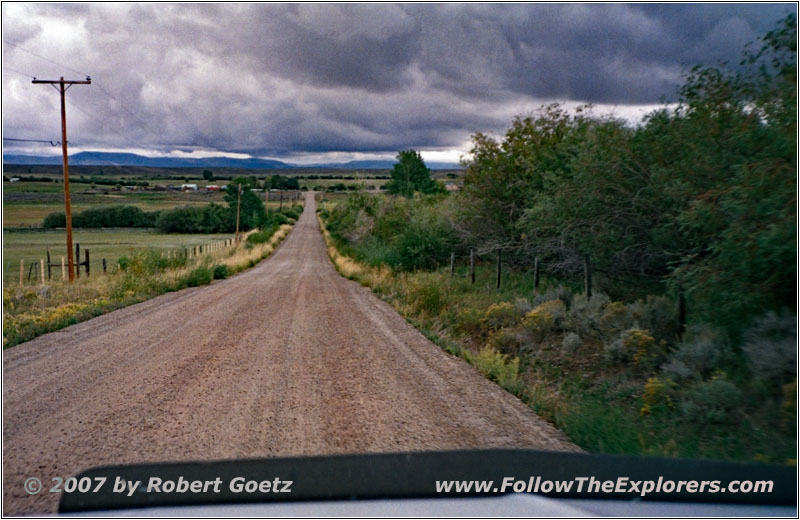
[42,178,299,233]
[327,14,796,338]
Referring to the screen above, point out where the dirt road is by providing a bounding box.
[3,192,578,514]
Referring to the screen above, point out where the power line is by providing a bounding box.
[4,40,206,156]
[2,65,35,78]
[3,137,124,169]
[4,38,159,136]
[3,137,61,145]
[3,39,87,77]
[93,82,161,136]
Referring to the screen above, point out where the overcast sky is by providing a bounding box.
[1,3,794,164]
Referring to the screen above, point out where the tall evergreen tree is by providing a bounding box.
[386,149,440,197]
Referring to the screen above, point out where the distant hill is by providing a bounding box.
[3,152,461,170]
[3,152,291,169]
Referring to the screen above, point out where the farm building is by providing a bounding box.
[181,184,198,191]
[206,185,221,192]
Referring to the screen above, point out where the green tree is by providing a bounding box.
[202,169,214,181]
[225,177,267,231]
[386,149,440,197]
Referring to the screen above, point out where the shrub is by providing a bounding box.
[280,207,302,220]
[117,249,186,275]
[562,332,583,353]
[597,301,634,339]
[660,325,733,382]
[680,375,742,425]
[605,327,661,367]
[742,311,796,392]
[43,205,158,229]
[185,266,213,287]
[42,212,66,228]
[266,212,289,227]
[73,205,157,228]
[520,300,566,339]
[625,329,660,367]
[533,285,573,307]
[394,220,454,271]
[355,236,400,267]
[212,264,229,280]
[406,278,445,315]
[513,297,532,315]
[640,376,675,415]
[247,225,279,245]
[481,302,522,332]
[628,295,679,342]
[567,292,610,335]
[453,306,484,336]
[487,328,522,356]
[472,346,521,392]
[156,204,232,233]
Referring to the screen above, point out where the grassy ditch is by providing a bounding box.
[3,210,301,348]
[318,214,796,465]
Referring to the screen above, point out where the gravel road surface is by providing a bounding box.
[3,192,578,514]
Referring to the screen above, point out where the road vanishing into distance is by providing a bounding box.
[3,192,578,514]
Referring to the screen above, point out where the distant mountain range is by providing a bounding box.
[2,152,461,170]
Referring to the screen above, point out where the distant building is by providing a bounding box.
[445,183,460,192]
[9,177,20,182]
[181,184,198,191]
[206,185,221,192]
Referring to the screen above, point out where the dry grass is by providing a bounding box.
[318,216,393,288]
[3,224,295,348]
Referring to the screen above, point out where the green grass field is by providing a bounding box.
[3,229,233,285]
[2,169,305,286]
[3,181,226,227]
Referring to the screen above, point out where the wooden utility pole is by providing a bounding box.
[235,183,242,243]
[32,76,91,282]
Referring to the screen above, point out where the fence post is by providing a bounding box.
[470,249,475,284]
[85,249,90,276]
[450,252,455,276]
[47,248,52,280]
[103,258,107,273]
[533,256,540,296]
[61,257,66,280]
[75,243,80,279]
[28,262,35,281]
[583,253,592,299]
[40,259,45,284]
[19,259,24,286]
[496,250,502,289]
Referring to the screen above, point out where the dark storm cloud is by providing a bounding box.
[2,3,793,159]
